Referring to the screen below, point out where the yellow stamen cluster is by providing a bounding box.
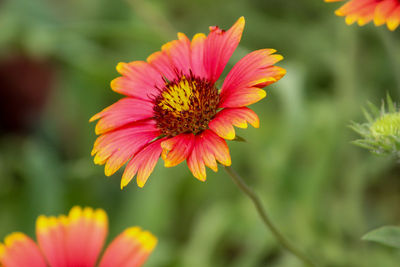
[154,74,219,136]
[158,76,198,113]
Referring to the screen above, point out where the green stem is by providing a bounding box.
[224,166,317,267]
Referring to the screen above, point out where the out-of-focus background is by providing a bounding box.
[1,0,400,266]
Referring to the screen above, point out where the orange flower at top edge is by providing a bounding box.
[90,17,286,188]
[326,0,400,31]
[0,206,157,267]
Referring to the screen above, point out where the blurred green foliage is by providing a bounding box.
[1,0,400,266]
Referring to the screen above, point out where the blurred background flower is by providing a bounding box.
[0,206,157,267]
[326,0,400,31]
[0,53,54,134]
[1,0,400,266]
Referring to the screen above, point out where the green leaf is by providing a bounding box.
[386,92,396,113]
[362,226,400,249]
[349,123,368,136]
[232,135,247,142]
[362,107,374,123]
[366,101,380,117]
[351,140,375,150]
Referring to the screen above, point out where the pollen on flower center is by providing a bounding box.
[153,74,219,137]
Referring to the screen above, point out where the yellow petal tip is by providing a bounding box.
[0,244,5,258]
[121,178,130,189]
[4,232,26,247]
[69,206,83,221]
[116,62,126,73]
[259,89,267,99]
[94,209,108,226]
[225,131,236,140]
[36,215,49,232]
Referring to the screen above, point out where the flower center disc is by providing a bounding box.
[154,75,219,137]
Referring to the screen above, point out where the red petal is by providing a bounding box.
[203,17,245,83]
[187,130,231,181]
[387,6,400,30]
[190,33,207,79]
[335,0,378,16]
[102,130,159,176]
[111,61,164,100]
[209,107,259,140]
[147,51,177,82]
[220,87,267,108]
[161,134,195,167]
[0,233,47,267]
[90,98,154,134]
[98,227,157,267]
[219,49,285,108]
[36,207,108,267]
[374,0,398,26]
[162,32,192,76]
[121,139,164,188]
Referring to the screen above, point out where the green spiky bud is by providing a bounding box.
[350,94,400,158]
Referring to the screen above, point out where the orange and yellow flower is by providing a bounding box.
[90,17,286,188]
[0,206,157,267]
[326,0,400,30]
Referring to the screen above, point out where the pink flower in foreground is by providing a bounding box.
[0,206,157,267]
[90,17,286,188]
[326,0,400,31]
